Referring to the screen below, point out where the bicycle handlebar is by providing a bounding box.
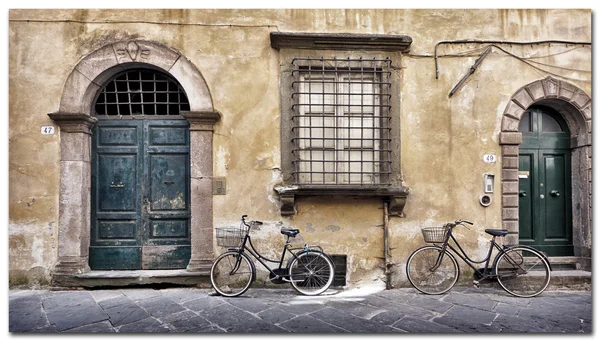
[241,215,263,227]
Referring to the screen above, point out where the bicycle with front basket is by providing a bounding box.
[210,215,335,297]
[406,219,552,297]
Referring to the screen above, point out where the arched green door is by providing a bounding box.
[518,106,573,256]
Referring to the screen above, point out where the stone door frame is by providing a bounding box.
[499,76,591,265]
[48,40,220,278]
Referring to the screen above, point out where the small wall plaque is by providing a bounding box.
[213,177,226,195]
[41,126,55,135]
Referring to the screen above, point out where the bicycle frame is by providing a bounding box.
[229,222,318,283]
[433,226,505,280]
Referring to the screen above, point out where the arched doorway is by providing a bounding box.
[49,40,220,285]
[90,69,192,269]
[499,76,591,269]
[518,106,572,256]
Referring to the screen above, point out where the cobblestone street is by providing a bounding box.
[9,286,592,333]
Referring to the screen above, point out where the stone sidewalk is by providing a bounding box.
[9,286,592,333]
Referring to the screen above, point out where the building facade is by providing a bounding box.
[9,9,592,288]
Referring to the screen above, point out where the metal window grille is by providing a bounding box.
[94,69,190,116]
[291,57,392,186]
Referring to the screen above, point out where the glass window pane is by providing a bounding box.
[541,113,563,132]
[519,111,531,132]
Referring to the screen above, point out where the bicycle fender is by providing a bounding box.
[285,249,335,271]
[493,245,553,271]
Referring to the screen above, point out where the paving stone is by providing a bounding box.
[182,296,227,312]
[117,317,170,333]
[197,301,286,333]
[136,295,187,318]
[405,295,454,314]
[370,310,406,326]
[9,294,49,332]
[223,296,272,313]
[168,314,213,332]
[89,290,126,303]
[492,302,521,316]
[442,292,497,311]
[433,305,501,332]
[310,307,398,333]
[386,303,436,320]
[492,314,562,333]
[257,307,297,324]
[161,288,208,304]
[275,301,326,315]
[329,300,386,319]
[393,316,462,333]
[101,299,150,327]
[45,305,109,331]
[119,288,163,301]
[517,306,583,332]
[158,310,198,324]
[530,297,592,319]
[278,315,348,333]
[64,321,116,333]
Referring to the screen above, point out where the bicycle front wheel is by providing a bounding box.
[406,246,459,295]
[210,251,255,297]
[494,246,551,297]
[289,251,334,296]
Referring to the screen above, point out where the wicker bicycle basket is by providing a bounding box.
[421,227,448,243]
[215,227,246,247]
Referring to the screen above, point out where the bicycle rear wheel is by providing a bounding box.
[289,251,334,296]
[406,246,459,295]
[494,246,551,297]
[210,251,255,297]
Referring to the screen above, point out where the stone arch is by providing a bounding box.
[49,40,220,283]
[58,40,214,114]
[499,76,591,266]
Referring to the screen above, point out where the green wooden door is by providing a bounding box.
[90,120,191,270]
[518,107,573,256]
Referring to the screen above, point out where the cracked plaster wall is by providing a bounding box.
[9,9,591,287]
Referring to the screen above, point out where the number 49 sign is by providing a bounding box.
[483,154,497,163]
[41,126,55,135]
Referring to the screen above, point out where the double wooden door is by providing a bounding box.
[90,120,191,269]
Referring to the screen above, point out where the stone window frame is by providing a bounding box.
[499,76,592,266]
[270,32,412,216]
[48,40,220,283]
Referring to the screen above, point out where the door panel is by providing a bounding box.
[518,107,572,256]
[97,154,138,212]
[518,152,535,242]
[149,154,188,211]
[542,152,570,242]
[91,120,191,270]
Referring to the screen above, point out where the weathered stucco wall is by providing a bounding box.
[9,9,591,287]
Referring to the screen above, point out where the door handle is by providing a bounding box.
[519,190,527,197]
[550,190,560,197]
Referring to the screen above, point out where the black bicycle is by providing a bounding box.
[210,215,335,297]
[406,219,552,297]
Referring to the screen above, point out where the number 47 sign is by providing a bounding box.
[41,126,55,135]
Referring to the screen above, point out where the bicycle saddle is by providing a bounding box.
[280,229,300,237]
[485,229,509,237]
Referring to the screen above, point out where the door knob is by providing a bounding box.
[550,190,560,197]
[519,190,527,197]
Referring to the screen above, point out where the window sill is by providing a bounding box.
[274,185,410,216]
